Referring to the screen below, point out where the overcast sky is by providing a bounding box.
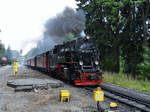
[0,0,77,55]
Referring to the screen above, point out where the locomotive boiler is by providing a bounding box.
[26,36,102,86]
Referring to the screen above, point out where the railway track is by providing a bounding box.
[84,84,150,112]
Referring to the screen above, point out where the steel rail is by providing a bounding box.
[100,83,150,108]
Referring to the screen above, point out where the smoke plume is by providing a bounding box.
[45,7,86,39]
[25,7,85,58]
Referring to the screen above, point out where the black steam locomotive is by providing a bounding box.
[26,36,102,86]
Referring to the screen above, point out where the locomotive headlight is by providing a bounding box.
[86,36,90,40]
[79,61,83,65]
[95,61,99,65]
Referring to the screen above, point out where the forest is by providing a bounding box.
[75,0,150,80]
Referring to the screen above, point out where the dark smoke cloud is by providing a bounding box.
[45,7,86,38]
[25,7,85,58]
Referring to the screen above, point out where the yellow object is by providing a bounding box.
[110,102,118,108]
[97,87,101,91]
[60,90,70,103]
[94,87,104,101]
[14,61,18,77]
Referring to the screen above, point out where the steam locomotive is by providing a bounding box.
[26,36,102,86]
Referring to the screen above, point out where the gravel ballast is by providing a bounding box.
[0,65,138,112]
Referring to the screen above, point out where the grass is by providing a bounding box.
[103,72,150,93]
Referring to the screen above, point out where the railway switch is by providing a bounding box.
[60,90,70,103]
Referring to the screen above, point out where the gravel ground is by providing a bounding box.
[0,65,135,112]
